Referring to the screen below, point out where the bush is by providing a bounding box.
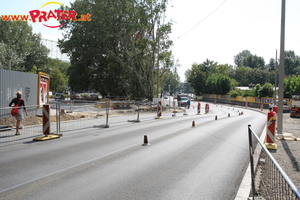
[228,88,241,98]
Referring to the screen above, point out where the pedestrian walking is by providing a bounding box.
[187,99,191,109]
[9,91,28,135]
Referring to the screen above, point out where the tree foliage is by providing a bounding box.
[233,66,252,86]
[59,0,172,99]
[234,50,250,67]
[283,51,300,76]
[205,73,231,95]
[161,70,180,95]
[284,75,300,98]
[267,58,276,71]
[254,83,274,98]
[0,20,49,72]
[187,59,217,96]
[242,54,265,69]
[43,58,69,93]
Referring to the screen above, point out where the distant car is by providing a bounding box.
[90,93,99,100]
[164,96,168,99]
[178,97,189,107]
[71,94,82,100]
[55,93,65,101]
[75,94,83,99]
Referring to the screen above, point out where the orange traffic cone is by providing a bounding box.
[143,135,150,146]
[192,121,195,127]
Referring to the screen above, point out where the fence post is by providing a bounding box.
[105,101,109,128]
[137,102,140,121]
[56,103,60,133]
[248,124,257,199]
[128,101,140,123]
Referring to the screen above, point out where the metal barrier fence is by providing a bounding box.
[0,100,165,144]
[0,105,44,143]
[56,100,163,132]
[60,101,113,131]
[248,124,300,200]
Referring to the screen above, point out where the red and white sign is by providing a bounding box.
[43,104,50,135]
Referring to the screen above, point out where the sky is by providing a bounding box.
[1,0,300,81]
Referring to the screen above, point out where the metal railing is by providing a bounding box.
[248,124,300,199]
[0,105,44,144]
[0,101,168,144]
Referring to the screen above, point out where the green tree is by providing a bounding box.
[161,70,180,95]
[254,83,273,98]
[284,75,300,98]
[234,66,252,86]
[283,50,300,76]
[0,20,49,72]
[260,83,274,97]
[242,54,265,69]
[50,67,67,93]
[248,68,268,85]
[211,64,232,76]
[187,60,216,96]
[59,0,172,99]
[254,84,262,97]
[228,88,242,98]
[267,58,276,71]
[205,73,231,95]
[42,58,70,92]
[234,50,250,67]
[178,82,193,93]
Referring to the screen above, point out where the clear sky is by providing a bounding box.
[1,0,300,81]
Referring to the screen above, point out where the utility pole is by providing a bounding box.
[274,50,277,105]
[277,0,286,136]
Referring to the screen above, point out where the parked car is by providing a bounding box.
[55,93,65,101]
[90,93,99,100]
[71,94,83,100]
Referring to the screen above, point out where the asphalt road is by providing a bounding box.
[0,102,266,200]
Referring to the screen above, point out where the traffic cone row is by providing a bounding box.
[143,108,245,146]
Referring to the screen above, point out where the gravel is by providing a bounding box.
[254,111,300,199]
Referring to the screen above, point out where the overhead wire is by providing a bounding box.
[173,0,228,40]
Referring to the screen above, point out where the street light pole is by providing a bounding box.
[274,49,277,105]
[277,0,286,136]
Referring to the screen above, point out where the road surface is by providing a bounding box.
[0,102,266,200]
